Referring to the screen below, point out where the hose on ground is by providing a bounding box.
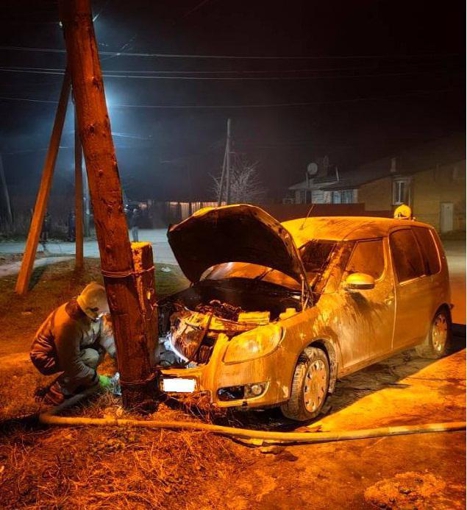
[38,391,466,446]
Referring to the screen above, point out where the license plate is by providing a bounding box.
[162,378,196,393]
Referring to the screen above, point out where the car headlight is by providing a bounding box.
[223,325,284,364]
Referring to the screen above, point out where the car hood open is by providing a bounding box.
[167,204,308,285]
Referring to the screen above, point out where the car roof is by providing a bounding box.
[283,216,433,247]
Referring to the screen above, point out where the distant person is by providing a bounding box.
[40,211,51,250]
[67,210,76,242]
[30,282,115,405]
[130,207,141,242]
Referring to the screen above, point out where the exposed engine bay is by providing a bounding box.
[158,279,300,367]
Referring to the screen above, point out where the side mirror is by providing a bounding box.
[344,272,375,291]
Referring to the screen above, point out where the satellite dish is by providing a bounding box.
[307,162,318,176]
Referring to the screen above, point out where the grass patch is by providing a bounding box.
[0,258,263,509]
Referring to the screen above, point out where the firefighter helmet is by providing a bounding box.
[394,204,412,220]
[77,282,109,319]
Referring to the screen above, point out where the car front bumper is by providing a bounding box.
[160,333,292,409]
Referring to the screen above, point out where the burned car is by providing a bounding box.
[158,204,451,421]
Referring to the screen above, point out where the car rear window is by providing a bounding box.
[390,229,426,283]
[345,239,384,280]
[413,227,441,275]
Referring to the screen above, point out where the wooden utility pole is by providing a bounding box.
[59,0,159,410]
[217,118,231,206]
[74,103,84,269]
[217,149,226,207]
[0,155,13,224]
[225,118,232,204]
[15,71,71,295]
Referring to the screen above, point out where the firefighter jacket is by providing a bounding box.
[30,299,104,391]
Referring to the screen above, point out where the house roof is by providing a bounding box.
[288,132,465,192]
[288,176,339,190]
[347,132,466,188]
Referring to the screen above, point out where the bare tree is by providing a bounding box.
[213,156,267,204]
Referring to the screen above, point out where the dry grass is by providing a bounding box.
[0,401,249,509]
[0,257,257,509]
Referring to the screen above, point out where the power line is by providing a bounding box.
[0,65,392,75]
[0,96,58,104]
[0,87,461,109]
[0,45,462,61]
[0,66,461,81]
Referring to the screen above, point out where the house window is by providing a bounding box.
[332,191,342,204]
[312,190,325,203]
[332,190,354,204]
[452,165,465,181]
[392,178,412,206]
[298,190,313,204]
[341,190,354,204]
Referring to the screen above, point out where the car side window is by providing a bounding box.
[390,229,426,283]
[413,227,441,275]
[345,239,384,280]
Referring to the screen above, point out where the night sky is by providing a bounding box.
[1,0,465,203]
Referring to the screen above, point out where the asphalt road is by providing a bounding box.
[0,229,177,264]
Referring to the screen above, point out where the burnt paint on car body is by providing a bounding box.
[159,205,451,421]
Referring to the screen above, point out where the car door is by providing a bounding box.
[327,238,396,371]
[389,228,434,349]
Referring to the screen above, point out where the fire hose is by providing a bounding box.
[38,390,466,446]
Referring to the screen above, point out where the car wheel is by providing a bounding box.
[281,347,330,422]
[415,307,452,359]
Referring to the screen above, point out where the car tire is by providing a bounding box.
[281,346,330,422]
[415,307,452,359]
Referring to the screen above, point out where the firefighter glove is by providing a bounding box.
[98,375,112,389]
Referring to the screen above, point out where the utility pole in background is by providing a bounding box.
[218,118,231,206]
[74,103,84,270]
[225,118,232,204]
[59,0,159,410]
[0,155,13,224]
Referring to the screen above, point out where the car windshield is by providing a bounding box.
[200,240,337,291]
[299,240,337,273]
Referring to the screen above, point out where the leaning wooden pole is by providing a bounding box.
[59,0,159,410]
[15,70,71,295]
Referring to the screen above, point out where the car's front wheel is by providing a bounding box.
[415,307,452,359]
[281,346,330,422]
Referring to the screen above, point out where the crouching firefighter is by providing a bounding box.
[30,282,115,405]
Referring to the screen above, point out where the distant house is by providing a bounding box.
[285,134,466,232]
[285,156,358,205]
[357,134,465,233]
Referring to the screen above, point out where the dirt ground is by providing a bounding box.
[0,257,465,509]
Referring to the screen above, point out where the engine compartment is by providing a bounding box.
[158,278,300,366]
